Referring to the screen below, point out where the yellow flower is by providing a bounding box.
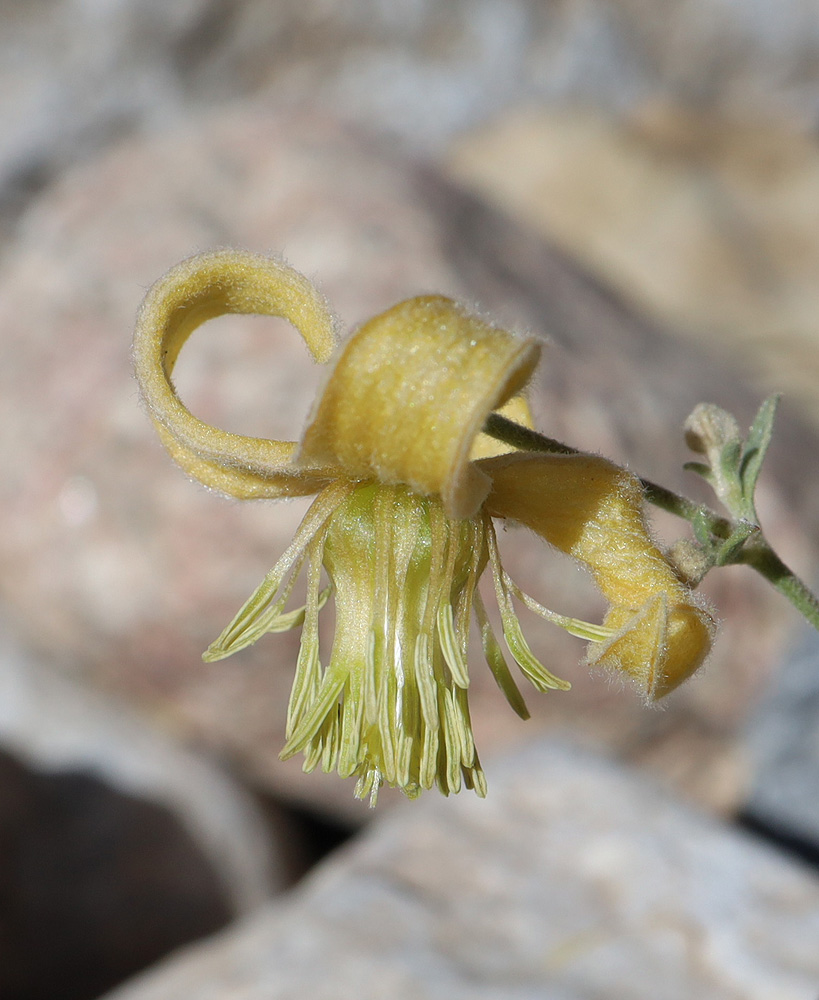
[134,250,714,803]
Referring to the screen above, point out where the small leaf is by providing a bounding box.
[683,460,714,483]
[692,508,715,548]
[714,520,760,566]
[716,438,744,512]
[501,611,571,692]
[718,438,742,474]
[739,394,780,512]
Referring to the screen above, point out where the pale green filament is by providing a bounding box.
[204,478,355,660]
[485,521,571,692]
[204,481,600,803]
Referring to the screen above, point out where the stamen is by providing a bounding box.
[423,501,449,637]
[285,635,320,739]
[280,672,345,759]
[473,589,530,720]
[284,535,326,736]
[338,678,363,778]
[503,573,616,643]
[207,552,307,660]
[405,502,444,793]
[386,492,421,730]
[259,586,331,634]
[441,689,463,794]
[372,488,396,779]
[419,724,437,791]
[464,765,488,798]
[438,603,470,689]
[205,479,354,659]
[355,765,382,807]
[395,726,413,791]
[454,518,485,648]
[377,670,397,783]
[500,604,571,693]
[321,706,340,773]
[203,551,304,660]
[372,484,395,628]
[302,736,322,773]
[453,686,476,765]
[249,482,575,801]
[364,629,379,725]
[413,633,439,730]
[486,520,571,692]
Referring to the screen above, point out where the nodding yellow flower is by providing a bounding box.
[134,250,714,803]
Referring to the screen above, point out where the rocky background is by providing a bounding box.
[2,2,819,998]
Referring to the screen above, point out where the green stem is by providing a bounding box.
[735,540,819,631]
[484,413,730,532]
[483,413,819,632]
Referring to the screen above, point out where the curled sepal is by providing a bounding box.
[298,296,540,519]
[587,596,715,700]
[134,249,341,499]
[483,451,715,698]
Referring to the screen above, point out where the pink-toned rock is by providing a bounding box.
[448,104,819,432]
[103,740,819,1000]
[1,104,816,819]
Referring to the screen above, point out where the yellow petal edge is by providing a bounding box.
[133,249,339,499]
[298,295,540,519]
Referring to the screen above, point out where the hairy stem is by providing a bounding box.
[736,540,819,631]
[484,414,730,532]
[483,412,819,631]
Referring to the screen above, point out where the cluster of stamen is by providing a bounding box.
[205,480,573,803]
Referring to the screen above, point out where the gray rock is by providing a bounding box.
[0,628,281,913]
[0,745,232,1000]
[742,621,819,851]
[4,0,819,232]
[103,739,819,1000]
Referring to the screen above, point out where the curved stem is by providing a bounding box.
[483,413,819,632]
[736,540,819,631]
[484,414,730,532]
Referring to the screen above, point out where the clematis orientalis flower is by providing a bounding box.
[134,250,714,803]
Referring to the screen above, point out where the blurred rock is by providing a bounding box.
[103,739,819,1000]
[448,103,819,432]
[0,746,232,1000]
[740,623,819,857]
[1,104,817,820]
[6,0,819,238]
[0,628,282,913]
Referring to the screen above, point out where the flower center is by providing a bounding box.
[282,482,488,804]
